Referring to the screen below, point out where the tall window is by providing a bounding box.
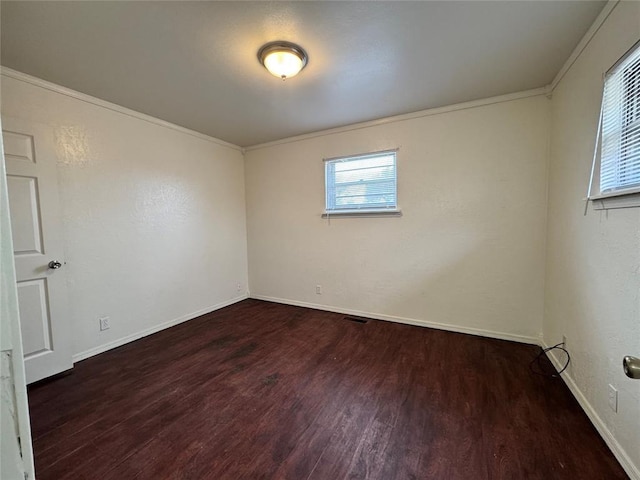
[600,42,640,194]
[325,150,397,213]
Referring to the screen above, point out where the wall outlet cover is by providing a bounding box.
[99,316,110,331]
[608,384,618,413]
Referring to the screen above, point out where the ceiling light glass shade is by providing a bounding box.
[258,41,308,79]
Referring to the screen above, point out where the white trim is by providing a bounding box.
[591,191,640,210]
[0,67,243,152]
[323,148,399,163]
[251,294,541,345]
[550,1,619,92]
[321,209,402,218]
[72,294,249,363]
[544,341,640,480]
[245,87,549,151]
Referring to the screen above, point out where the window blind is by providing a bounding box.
[325,151,397,212]
[600,43,640,193]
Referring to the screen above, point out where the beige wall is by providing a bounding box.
[544,1,640,475]
[1,75,249,359]
[245,94,550,343]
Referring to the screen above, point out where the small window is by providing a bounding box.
[599,42,640,195]
[324,150,398,214]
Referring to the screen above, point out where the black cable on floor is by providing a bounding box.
[529,342,570,378]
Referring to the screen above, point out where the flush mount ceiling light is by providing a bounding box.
[258,41,308,80]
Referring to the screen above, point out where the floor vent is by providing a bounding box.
[343,316,369,324]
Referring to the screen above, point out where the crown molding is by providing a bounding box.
[245,86,549,151]
[0,67,243,152]
[549,1,619,92]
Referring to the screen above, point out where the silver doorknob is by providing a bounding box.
[48,260,62,269]
[623,356,640,379]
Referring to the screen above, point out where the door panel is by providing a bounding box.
[3,130,35,164]
[7,175,43,255]
[17,279,53,357]
[3,117,72,384]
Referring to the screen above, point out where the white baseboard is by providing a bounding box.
[544,342,640,480]
[72,294,249,363]
[250,294,541,345]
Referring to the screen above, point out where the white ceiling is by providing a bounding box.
[1,1,605,147]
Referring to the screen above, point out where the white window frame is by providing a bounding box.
[322,149,401,218]
[589,40,640,210]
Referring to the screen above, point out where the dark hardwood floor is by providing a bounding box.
[28,299,628,479]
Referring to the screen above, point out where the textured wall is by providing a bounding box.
[1,75,249,358]
[544,1,640,475]
[245,94,550,342]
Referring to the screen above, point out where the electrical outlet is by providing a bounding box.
[237,282,242,292]
[608,384,618,412]
[316,285,322,295]
[99,316,110,331]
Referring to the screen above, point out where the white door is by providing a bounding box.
[3,116,72,384]
[1,114,35,480]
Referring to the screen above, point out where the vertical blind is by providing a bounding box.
[325,151,397,211]
[600,43,640,193]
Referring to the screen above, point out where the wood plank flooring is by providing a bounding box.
[28,299,628,479]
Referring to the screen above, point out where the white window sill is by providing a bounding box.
[590,188,640,210]
[321,209,402,218]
